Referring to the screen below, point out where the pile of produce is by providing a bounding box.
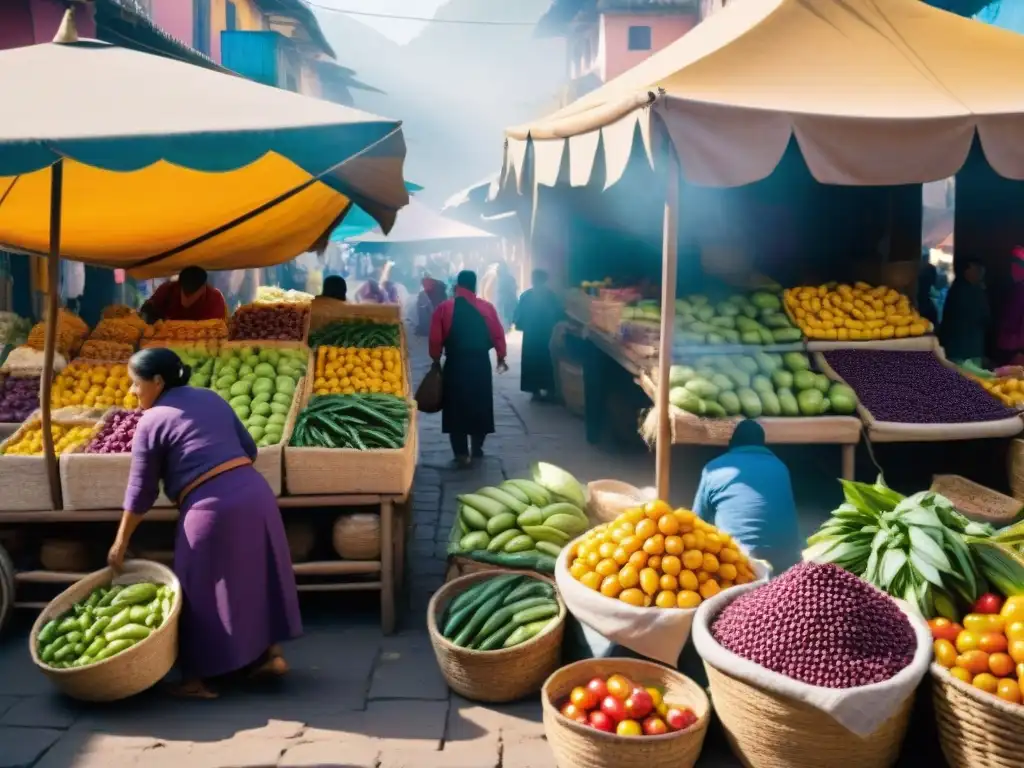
[555,672,698,736]
[1,346,67,373]
[26,309,89,356]
[931,595,1024,704]
[784,282,930,341]
[76,340,134,363]
[142,319,228,343]
[2,422,96,456]
[823,350,1016,424]
[36,581,175,668]
[664,291,801,347]
[439,574,560,649]
[449,463,588,572]
[667,352,857,418]
[51,362,137,410]
[84,410,143,454]
[308,320,400,349]
[101,305,140,320]
[209,346,305,447]
[312,346,404,396]
[254,286,313,305]
[228,302,309,341]
[0,311,31,346]
[974,376,1024,409]
[89,317,146,346]
[0,376,39,423]
[712,562,916,688]
[569,501,754,608]
[290,393,409,450]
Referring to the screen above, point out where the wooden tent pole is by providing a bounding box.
[40,160,64,511]
[655,152,680,501]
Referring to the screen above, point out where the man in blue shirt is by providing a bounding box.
[692,419,802,575]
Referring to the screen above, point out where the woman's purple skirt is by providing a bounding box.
[175,465,302,679]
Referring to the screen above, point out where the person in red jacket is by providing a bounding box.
[141,267,228,323]
[429,270,507,466]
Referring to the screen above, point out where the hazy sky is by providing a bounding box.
[310,0,449,45]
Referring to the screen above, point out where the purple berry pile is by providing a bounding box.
[711,563,916,689]
[85,409,143,454]
[823,350,1014,424]
[0,376,39,423]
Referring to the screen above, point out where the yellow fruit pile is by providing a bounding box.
[51,362,138,410]
[90,318,145,346]
[568,501,756,609]
[26,309,89,356]
[2,422,96,456]
[143,319,227,342]
[77,340,134,363]
[101,305,138,320]
[978,377,1024,408]
[312,346,404,396]
[784,283,931,341]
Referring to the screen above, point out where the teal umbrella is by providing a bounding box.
[331,181,422,242]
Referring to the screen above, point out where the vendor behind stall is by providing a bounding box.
[140,267,227,323]
[940,257,989,365]
[692,419,802,574]
[320,275,347,302]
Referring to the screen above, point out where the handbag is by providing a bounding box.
[415,362,443,413]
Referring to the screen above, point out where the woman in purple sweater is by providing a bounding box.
[107,348,302,699]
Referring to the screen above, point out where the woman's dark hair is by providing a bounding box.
[129,348,191,390]
[322,275,347,301]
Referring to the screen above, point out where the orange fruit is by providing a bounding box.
[676,590,701,609]
[979,633,1008,655]
[674,509,696,525]
[697,571,710,584]
[699,579,721,600]
[682,533,698,551]
[950,666,972,683]
[596,558,619,578]
[664,536,683,556]
[956,650,990,676]
[598,541,616,559]
[997,678,1022,704]
[621,536,643,555]
[569,561,589,580]
[618,564,639,589]
[647,555,662,571]
[620,588,645,607]
[956,630,981,653]
[580,571,602,591]
[655,591,677,609]
[586,551,601,568]
[643,534,666,556]
[613,547,630,566]
[933,639,958,669]
[718,563,737,582]
[628,551,649,569]
[682,550,704,570]
[703,534,723,555]
[640,568,660,596]
[679,570,699,591]
[657,515,680,536]
[1009,639,1024,664]
[659,574,678,592]
[1006,621,1024,642]
[719,548,739,564]
[644,500,672,520]
[702,553,720,573]
[600,576,623,598]
[635,519,657,540]
[973,673,999,694]
[989,652,1015,678]
[661,555,682,576]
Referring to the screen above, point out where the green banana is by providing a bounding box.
[476,486,529,515]
[522,524,571,546]
[458,493,509,519]
[498,482,531,505]
[517,507,543,527]
[505,479,552,507]
[541,502,587,523]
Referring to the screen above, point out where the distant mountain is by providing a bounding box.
[315,2,564,206]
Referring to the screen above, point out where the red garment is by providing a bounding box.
[148,281,228,321]
[429,286,507,361]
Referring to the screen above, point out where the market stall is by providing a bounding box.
[0,12,412,632]
[498,0,1024,497]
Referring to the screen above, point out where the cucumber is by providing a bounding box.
[503,580,555,604]
[96,586,122,607]
[57,616,80,634]
[84,616,112,642]
[476,622,520,651]
[464,550,557,574]
[502,534,535,553]
[445,580,495,617]
[112,583,158,606]
[533,541,562,557]
[486,529,522,553]
[503,618,555,649]
[452,582,519,647]
[512,603,558,625]
[475,597,555,642]
[442,575,522,638]
[37,620,60,646]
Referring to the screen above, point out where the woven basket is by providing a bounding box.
[427,571,565,703]
[40,540,94,572]
[704,662,912,768]
[932,662,1024,768]
[586,480,652,525]
[1009,440,1024,504]
[542,658,710,768]
[332,513,381,560]
[931,474,1023,525]
[29,560,181,702]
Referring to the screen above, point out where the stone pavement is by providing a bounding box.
[0,331,846,768]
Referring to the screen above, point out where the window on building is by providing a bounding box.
[226,1,238,31]
[627,25,652,51]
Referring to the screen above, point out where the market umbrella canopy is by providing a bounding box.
[502,0,1024,190]
[330,181,423,242]
[346,200,496,253]
[0,38,409,277]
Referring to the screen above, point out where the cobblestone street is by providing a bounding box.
[0,331,845,768]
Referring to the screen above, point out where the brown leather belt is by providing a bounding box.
[178,456,252,507]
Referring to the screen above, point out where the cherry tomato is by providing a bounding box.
[570,686,597,711]
[601,695,627,723]
[1000,596,1024,622]
[933,639,958,669]
[950,666,972,684]
[586,677,608,702]
[956,630,981,653]
[956,650,991,676]
[561,702,586,721]
[963,613,1006,635]
[606,675,633,701]
[979,633,1009,655]
[974,593,1005,615]
[1006,621,1024,643]
[989,652,1015,678]
[1009,639,1024,665]
[997,678,1022,704]
[973,673,999,694]
[616,719,643,737]
[929,618,963,643]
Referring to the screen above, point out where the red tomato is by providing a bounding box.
[929,618,963,643]
[624,688,654,720]
[586,677,609,701]
[601,695,627,723]
[665,707,698,732]
[979,633,1009,655]
[974,593,1005,615]
[642,716,669,736]
[616,719,643,737]
[606,675,633,701]
[588,711,615,732]
[570,686,597,711]
[561,702,585,721]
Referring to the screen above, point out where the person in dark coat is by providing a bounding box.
[321,275,347,301]
[513,269,563,401]
[429,270,508,467]
[416,277,447,336]
[940,257,990,365]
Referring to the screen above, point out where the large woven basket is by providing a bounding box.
[427,571,565,703]
[931,474,1023,525]
[703,662,913,768]
[29,560,181,702]
[332,513,381,560]
[541,658,710,768]
[932,662,1024,768]
[1008,439,1024,504]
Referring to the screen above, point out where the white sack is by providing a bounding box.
[691,581,932,738]
[555,542,769,666]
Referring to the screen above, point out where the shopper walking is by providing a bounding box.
[429,270,507,467]
[513,269,563,401]
[107,348,302,699]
